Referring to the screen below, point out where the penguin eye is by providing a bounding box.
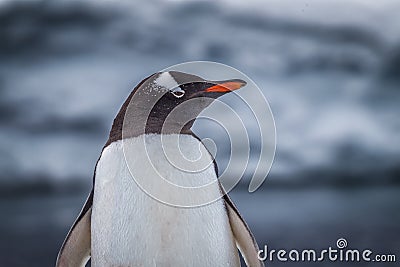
[170,87,185,98]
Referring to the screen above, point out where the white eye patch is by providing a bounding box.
[155,71,185,98]
[170,87,185,98]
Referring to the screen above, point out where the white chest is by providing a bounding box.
[91,134,239,267]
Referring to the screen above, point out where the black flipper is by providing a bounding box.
[56,190,93,267]
[223,191,265,267]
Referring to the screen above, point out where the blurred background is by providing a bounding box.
[0,0,399,266]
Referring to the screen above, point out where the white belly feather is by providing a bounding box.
[91,134,239,266]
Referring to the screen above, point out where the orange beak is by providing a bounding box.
[205,79,247,93]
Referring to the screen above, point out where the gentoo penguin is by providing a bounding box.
[56,71,264,267]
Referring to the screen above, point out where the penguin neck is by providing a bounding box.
[106,106,195,147]
[145,117,195,135]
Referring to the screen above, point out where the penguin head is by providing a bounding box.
[108,71,246,143]
[142,71,247,133]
